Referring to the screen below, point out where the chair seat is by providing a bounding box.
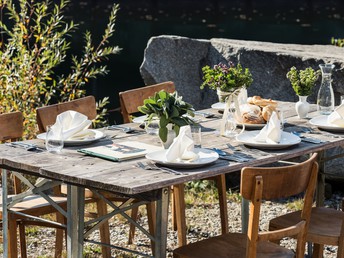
[270,207,344,246]
[173,233,295,258]
[0,194,68,219]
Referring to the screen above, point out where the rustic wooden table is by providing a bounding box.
[1,101,344,258]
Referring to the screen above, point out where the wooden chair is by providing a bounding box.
[119,82,229,247]
[269,185,344,257]
[119,81,176,123]
[0,111,68,258]
[36,95,97,133]
[36,96,156,257]
[173,153,319,258]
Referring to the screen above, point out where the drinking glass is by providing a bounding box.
[46,125,64,153]
[224,113,237,138]
[276,109,285,130]
[190,124,202,148]
[145,119,159,135]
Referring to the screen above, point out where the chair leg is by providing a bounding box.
[55,211,65,258]
[173,184,187,247]
[171,186,178,231]
[8,214,18,258]
[312,243,324,258]
[128,206,139,244]
[96,199,111,258]
[146,202,156,254]
[338,244,344,258]
[18,222,27,258]
[214,174,229,234]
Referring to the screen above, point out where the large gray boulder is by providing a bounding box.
[140,35,344,110]
[140,35,344,182]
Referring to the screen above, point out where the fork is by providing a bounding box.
[107,125,135,133]
[227,143,269,157]
[137,161,184,175]
[194,111,216,118]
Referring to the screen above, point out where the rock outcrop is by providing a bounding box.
[140,35,344,110]
[140,35,344,181]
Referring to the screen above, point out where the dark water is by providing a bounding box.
[64,0,344,123]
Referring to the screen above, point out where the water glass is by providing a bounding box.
[276,109,285,130]
[190,124,202,148]
[46,125,64,153]
[224,114,237,138]
[145,119,159,135]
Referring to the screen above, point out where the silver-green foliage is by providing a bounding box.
[0,0,120,138]
[286,66,321,96]
[138,91,195,142]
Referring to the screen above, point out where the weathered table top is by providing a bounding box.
[1,101,344,195]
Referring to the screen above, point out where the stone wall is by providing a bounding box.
[140,35,344,181]
[140,35,344,110]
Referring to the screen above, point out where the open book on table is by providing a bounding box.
[78,141,162,162]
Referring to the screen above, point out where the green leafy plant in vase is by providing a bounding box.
[200,62,253,102]
[287,66,321,118]
[138,90,195,148]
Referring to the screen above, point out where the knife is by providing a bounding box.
[301,137,325,144]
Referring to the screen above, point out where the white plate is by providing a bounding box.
[211,102,226,111]
[236,131,301,149]
[211,102,236,111]
[309,115,344,132]
[132,115,147,124]
[145,148,219,168]
[37,129,105,146]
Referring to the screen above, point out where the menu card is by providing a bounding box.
[78,141,161,162]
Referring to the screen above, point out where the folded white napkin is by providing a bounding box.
[327,103,344,127]
[254,112,282,144]
[165,125,199,162]
[52,110,94,140]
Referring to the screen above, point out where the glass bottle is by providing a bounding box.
[317,64,335,115]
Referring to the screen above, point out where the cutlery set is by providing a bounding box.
[107,125,136,133]
[291,131,326,144]
[5,142,44,152]
[137,161,184,175]
[193,111,217,118]
[211,148,251,162]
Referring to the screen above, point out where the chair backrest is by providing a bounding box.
[0,111,24,193]
[240,153,318,258]
[0,111,23,142]
[119,81,175,123]
[36,96,97,133]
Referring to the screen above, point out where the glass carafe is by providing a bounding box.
[317,64,335,115]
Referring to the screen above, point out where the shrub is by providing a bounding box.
[0,0,121,138]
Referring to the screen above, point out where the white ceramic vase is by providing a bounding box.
[295,95,310,119]
[161,124,176,149]
[216,88,232,103]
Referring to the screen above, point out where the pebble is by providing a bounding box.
[15,193,344,257]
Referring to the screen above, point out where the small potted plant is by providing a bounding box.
[138,90,195,148]
[200,62,253,102]
[286,66,321,118]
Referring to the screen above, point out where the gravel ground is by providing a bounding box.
[3,191,343,258]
